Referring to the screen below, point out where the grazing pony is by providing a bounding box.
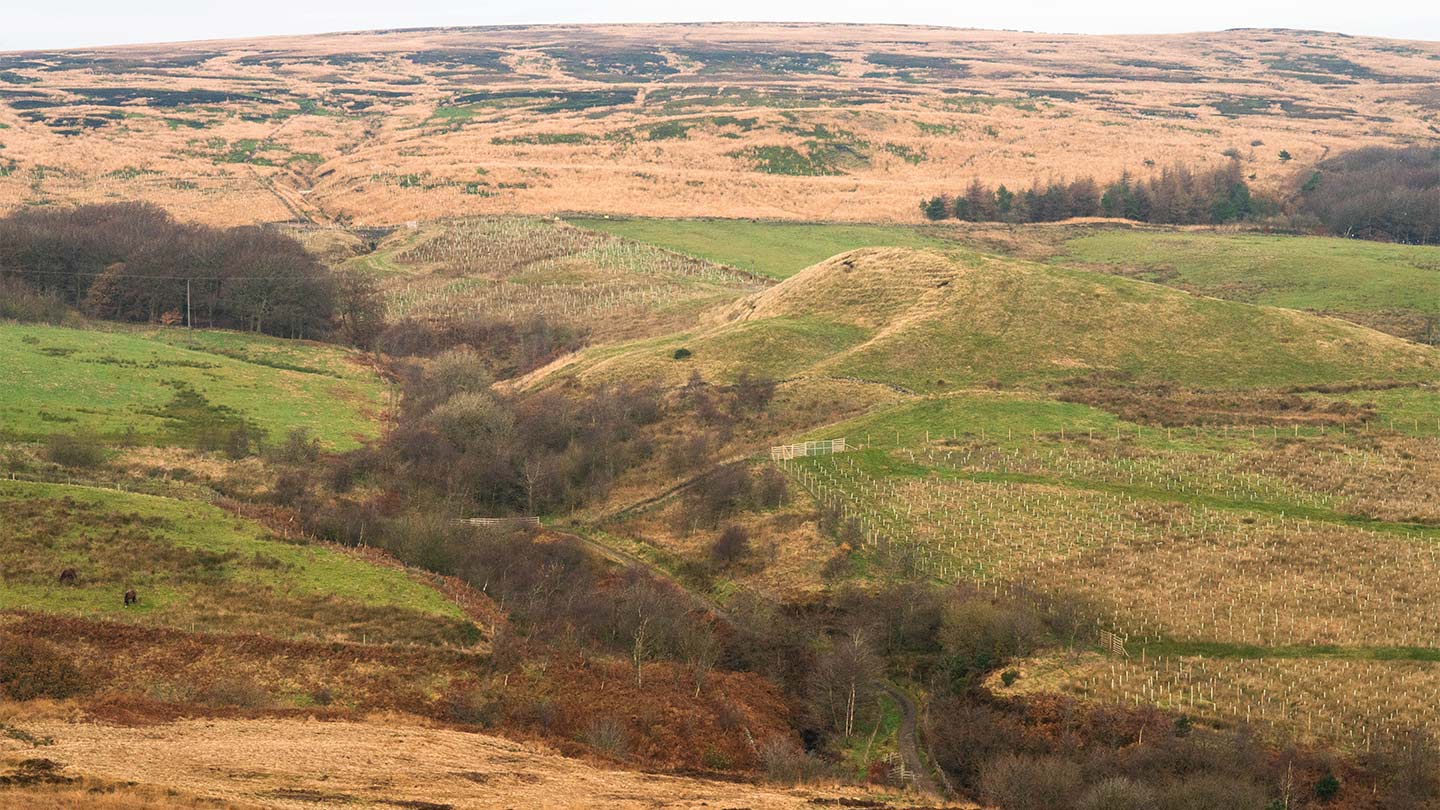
[123,588,139,607]
[58,568,78,586]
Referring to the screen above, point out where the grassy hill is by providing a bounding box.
[0,323,387,450]
[0,480,473,645]
[539,247,1440,394]
[1063,230,1440,341]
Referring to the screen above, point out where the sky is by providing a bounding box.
[2,0,1437,51]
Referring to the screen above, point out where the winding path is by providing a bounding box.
[884,684,945,798]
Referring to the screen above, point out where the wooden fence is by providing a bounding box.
[1099,628,1130,658]
[883,752,912,786]
[462,516,541,528]
[770,437,847,461]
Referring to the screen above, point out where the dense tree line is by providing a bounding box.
[921,146,1440,246]
[1298,146,1440,245]
[0,202,336,338]
[922,160,1265,225]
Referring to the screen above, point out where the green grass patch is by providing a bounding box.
[1062,231,1440,327]
[730,144,843,176]
[491,132,596,146]
[0,323,385,450]
[685,317,871,380]
[646,120,694,140]
[428,104,478,124]
[838,690,902,779]
[0,481,472,645]
[1332,386,1440,436]
[883,143,926,164]
[825,262,1440,391]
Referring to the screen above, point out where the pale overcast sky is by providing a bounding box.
[2,0,1437,51]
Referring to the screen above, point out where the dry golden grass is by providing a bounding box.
[806,453,1440,648]
[618,487,840,598]
[1,24,1434,226]
[0,782,252,810]
[0,716,936,809]
[1247,435,1440,524]
[1003,650,1440,754]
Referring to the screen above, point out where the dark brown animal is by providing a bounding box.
[58,568,77,586]
[123,589,138,607]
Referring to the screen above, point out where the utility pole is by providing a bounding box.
[186,278,192,328]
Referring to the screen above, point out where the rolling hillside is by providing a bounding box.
[4,19,1440,807]
[1062,229,1440,341]
[0,24,1436,226]
[0,480,471,644]
[536,247,1440,394]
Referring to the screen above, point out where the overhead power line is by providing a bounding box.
[0,267,335,282]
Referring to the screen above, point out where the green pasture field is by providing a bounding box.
[0,323,387,450]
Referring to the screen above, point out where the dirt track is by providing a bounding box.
[884,685,945,799]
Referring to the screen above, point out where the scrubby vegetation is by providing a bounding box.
[0,276,69,324]
[375,313,586,377]
[569,216,957,279]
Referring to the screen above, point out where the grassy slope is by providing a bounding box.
[828,260,1437,390]
[0,480,470,644]
[545,248,1440,393]
[0,323,387,450]
[803,393,1126,447]
[568,217,958,279]
[1063,231,1440,320]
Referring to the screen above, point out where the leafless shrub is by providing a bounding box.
[709,525,751,568]
[443,685,501,727]
[579,716,630,758]
[193,676,272,709]
[758,736,832,785]
[980,753,1084,810]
